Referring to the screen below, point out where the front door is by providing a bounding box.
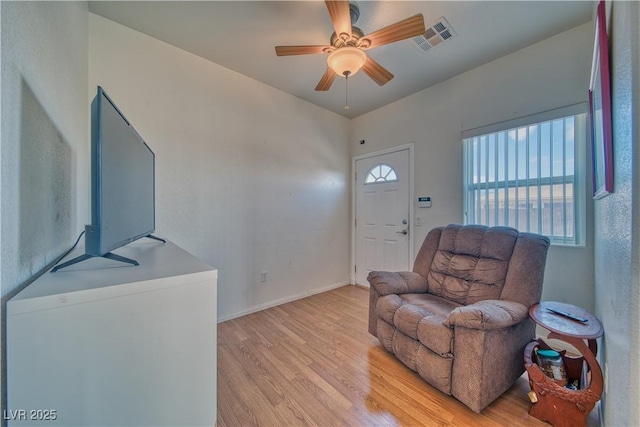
[354,148,411,286]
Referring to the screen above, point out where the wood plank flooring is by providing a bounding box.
[217,285,595,426]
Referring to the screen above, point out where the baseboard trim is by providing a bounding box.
[217,281,353,323]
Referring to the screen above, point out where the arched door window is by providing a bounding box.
[365,164,398,184]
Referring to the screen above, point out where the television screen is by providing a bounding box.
[51,87,159,272]
[86,87,155,256]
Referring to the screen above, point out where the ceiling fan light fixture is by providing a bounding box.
[327,46,367,77]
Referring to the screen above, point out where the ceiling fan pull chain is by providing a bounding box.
[344,72,350,110]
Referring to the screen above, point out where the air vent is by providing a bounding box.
[412,17,457,52]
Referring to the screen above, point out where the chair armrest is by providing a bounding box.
[367,271,428,296]
[443,300,529,330]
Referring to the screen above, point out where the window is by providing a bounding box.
[462,105,587,245]
[365,164,398,184]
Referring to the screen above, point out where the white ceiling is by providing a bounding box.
[88,1,593,119]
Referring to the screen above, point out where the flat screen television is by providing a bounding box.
[52,87,163,272]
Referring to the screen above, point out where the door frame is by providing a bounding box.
[351,143,415,285]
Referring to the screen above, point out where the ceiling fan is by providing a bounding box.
[275,1,425,91]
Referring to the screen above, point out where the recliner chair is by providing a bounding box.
[368,224,550,413]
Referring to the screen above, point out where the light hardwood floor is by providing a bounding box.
[217,285,595,426]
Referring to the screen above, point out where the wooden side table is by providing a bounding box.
[525,301,603,427]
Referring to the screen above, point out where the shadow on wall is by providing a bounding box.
[18,78,72,273]
[2,79,73,422]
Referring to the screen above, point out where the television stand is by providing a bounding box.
[51,235,166,272]
[146,234,166,243]
[7,239,217,426]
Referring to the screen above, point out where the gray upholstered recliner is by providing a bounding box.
[368,224,550,413]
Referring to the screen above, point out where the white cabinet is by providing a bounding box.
[6,239,217,426]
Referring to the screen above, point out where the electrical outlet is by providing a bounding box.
[415,216,422,226]
[260,271,268,283]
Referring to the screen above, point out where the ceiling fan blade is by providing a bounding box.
[325,0,352,40]
[362,56,394,86]
[360,14,425,50]
[315,68,337,91]
[275,45,331,56]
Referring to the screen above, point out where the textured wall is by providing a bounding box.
[351,23,596,311]
[89,14,351,321]
[0,0,89,418]
[594,1,640,425]
[1,2,89,298]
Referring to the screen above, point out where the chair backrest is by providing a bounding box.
[413,224,550,307]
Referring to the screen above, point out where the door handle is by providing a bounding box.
[396,229,408,235]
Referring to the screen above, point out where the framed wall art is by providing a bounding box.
[589,0,613,199]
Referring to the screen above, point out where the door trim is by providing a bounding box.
[351,143,415,285]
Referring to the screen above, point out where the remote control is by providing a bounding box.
[546,307,588,323]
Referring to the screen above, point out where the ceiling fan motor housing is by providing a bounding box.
[330,2,361,47]
[330,26,364,47]
[349,2,360,25]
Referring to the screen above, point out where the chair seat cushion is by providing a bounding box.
[376,293,462,356]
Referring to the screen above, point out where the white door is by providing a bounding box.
[355,148,411,286]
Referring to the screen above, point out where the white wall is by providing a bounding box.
[1,1,89,297]
[1,1,89,415]
[594,1,640,425]
[89,14,351,321]
[350,23,596,311]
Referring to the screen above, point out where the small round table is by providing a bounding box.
[525,301,604,427]
[530,301,603,354]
